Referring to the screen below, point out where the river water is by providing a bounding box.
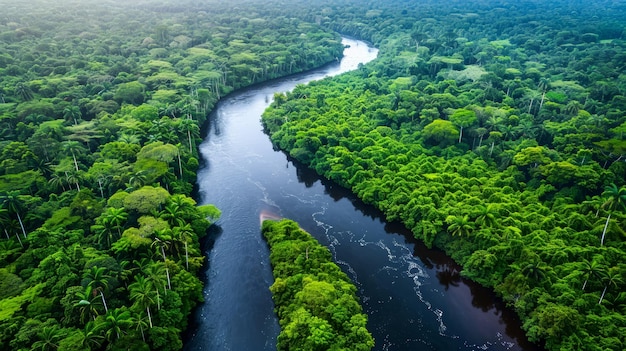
[185,38,540,351]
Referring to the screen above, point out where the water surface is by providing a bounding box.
[185,38,539,351]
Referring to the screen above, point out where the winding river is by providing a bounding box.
[184,38,540,351]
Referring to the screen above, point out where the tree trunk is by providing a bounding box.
[582,279,588,291]
[72,152,79,172]
[458,126,463,143]
[601,212,611,246]
[98,179,104,198]
[100,291,108,312]
[16,212,27,238]
[598,286,608,304]
[187,129,193,154]
[14,231,23,248]
[147,306,153,328]
[185,241,189,270]
[177,150,183,179]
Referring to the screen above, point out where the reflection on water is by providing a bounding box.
[185,37,541,351]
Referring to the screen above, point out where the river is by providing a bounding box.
[184,38,540,351]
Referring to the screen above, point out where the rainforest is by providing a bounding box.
[0,0,625,350]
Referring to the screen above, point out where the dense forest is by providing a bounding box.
[262,219,374,351]
[0,0,344,350]
[261,0,626,350]
[1,0,625,350]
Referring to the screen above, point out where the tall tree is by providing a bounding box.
[102,308,133,342]
[449,108,477,143]
[598,268,623,304]
[129,275,156,328]
[84,266,111,313]
[61,140,85,172]
[0,191,28,238]
[63,105,82,126]
[599,183,626,246]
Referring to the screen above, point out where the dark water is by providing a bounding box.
[185,38,540,351]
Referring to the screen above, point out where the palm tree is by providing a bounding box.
[599,183,626,246]
[145,262,167,310]
[48,172,68,193]
[63,105,82,126]
[102,308,133,342]
[129,275,156,328]
[580,259,603,291]
[127,170,148,191]
[172,224,195,269]
[599,268,623,304]
[118,132,141,144]
[475,204,499,229]
[74,285,103,324]
[565,100,583,116]
[446,215,475,236]
[132,311,150,342]
[525,89,542,115]
[102,207,128,238]
[81,321,104,350]
[521,261,549,286]
[179,117,200,154]
[32,326,62,351]
[62,140,85,172]
[84,266,111,313]
[65,169,82,191]
[0,191,28,238]
[15,82,33,101]
[152,231,172,289]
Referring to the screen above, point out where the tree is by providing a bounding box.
[144,263,167,310]
[599,183,626,246]
[74,285,103,324]
[81,321,104,350]
[102,207,128,238]
[102,308,133,342]
[580,259,603,291]
[15,82,33,101]
[84,266,111,313]
[61,141,85,172]
[449,108,477,143]
[152,230,172,290]
[172,224,194,269]
[475,204,499,229]
[63,105,82,126]
[0,191,28,238]
[114,81,146,105]
[422,119,458,146]
[31,326,62,351]
[446,215,474,236]
[129,275,156,328]
[178,117,200,154]
[598,268,622,304]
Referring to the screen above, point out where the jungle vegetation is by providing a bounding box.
[0,0,344,350]
[1,0,625,350]
[262,219,374,351]
[261,0,626,350]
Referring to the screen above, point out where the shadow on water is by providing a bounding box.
[287,154,543,351]
[182,224,223,341]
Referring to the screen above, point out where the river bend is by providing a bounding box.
[185,38,538,351]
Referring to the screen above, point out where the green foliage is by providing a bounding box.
[260,2,626,349]
[123,186,170,214]
[422,119,458,146]
[262,219,374,351]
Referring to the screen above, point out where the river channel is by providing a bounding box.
[184,38,540,351]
